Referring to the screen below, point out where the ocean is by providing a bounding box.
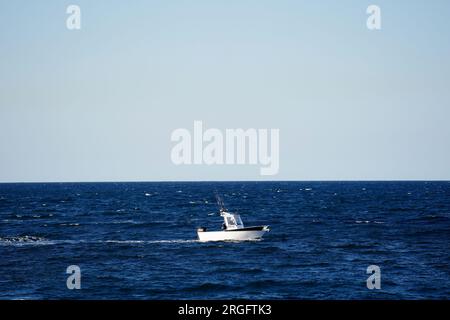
[0,181,449,299]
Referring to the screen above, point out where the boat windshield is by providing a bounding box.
[226,216,235,227]
[234,215,243,227]
[225,214,244,229]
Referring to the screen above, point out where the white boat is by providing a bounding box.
[197,198,270,242]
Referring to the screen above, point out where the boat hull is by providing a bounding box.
[197,226,269,242]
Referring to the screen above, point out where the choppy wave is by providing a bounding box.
[102,239,199,244]
[355,220,385,224]
[0,236,55,246]
[0,237,199,246]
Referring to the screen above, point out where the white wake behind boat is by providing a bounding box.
[197,208,270,242]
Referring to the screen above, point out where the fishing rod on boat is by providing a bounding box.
[214,191,227,213]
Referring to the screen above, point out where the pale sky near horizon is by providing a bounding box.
[1,0,449,182]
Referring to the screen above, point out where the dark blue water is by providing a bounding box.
[0,182,449,299]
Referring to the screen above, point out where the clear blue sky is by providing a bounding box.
[1,0,449,182]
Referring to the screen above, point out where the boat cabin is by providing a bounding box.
[220,211,244,230]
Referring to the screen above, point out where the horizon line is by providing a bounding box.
[0,179,449,184]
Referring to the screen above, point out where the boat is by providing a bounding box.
[196,196,270,242]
